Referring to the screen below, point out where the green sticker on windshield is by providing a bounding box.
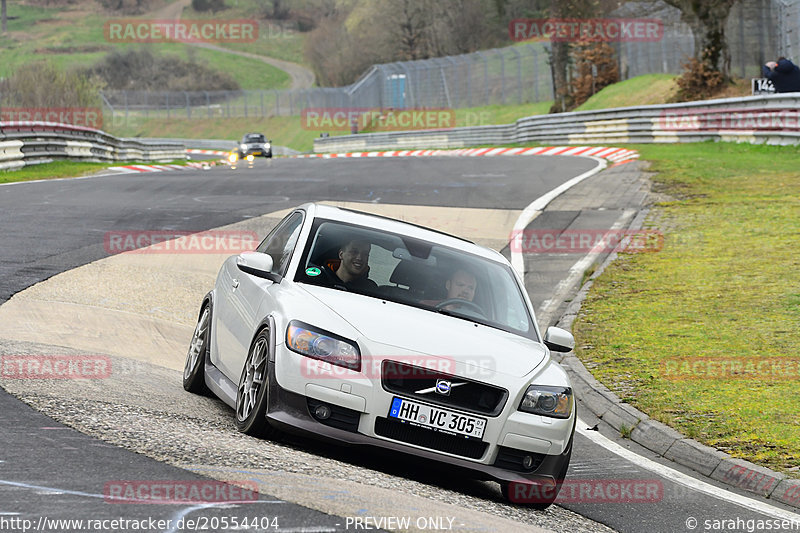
[306,267,322,277]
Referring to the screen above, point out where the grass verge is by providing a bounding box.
[0,160,179,184]
[572,142,800,477]
[0,161,117,184]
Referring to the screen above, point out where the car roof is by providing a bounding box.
[302,203,507,264]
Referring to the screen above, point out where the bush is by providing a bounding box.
[83,48,240,92]
[97,0,157,15]
[191,0,225,13]
[570,40,619,108]
[0,61,103,107]
[672,49,727,102]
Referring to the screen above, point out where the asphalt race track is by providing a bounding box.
[1,156,798,533]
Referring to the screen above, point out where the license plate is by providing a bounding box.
[388,397,486,439]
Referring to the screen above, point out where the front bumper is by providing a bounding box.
[239,147,272,158]
[265,350,574,486]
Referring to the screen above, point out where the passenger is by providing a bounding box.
[327,239,378,292]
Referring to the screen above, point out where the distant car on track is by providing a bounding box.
[237,133,272,159]
[183,203,576,507]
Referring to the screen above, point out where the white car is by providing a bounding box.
[183,203,576,507]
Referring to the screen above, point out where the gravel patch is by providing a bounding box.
[0,342,615,533]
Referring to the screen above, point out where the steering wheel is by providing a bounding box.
[434,298,486,316]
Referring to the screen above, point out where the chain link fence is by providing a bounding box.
[96,0,796,125]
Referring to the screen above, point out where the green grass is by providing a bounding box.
[575,74,679,111]
[106,101,556,152]
[0,161,126,184]
[107,115,336,153]
[572,142,800,476]
[0,1,291,89]
[453,102,553,126]
[179,0,310,65]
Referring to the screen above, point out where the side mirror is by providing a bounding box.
[543,327,575,352]
[236,252,278,281]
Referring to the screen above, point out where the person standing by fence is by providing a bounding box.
[762,57,800,93]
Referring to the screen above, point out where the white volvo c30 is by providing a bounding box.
[183,203,576,507]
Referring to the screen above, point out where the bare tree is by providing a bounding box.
[385,0,433,60]
[662,0,737,79]
[269,0,290,19]
[2,0,8,34]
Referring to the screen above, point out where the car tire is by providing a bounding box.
[235,328,277,437]
[183,303,211,394]
[500,433,573,509]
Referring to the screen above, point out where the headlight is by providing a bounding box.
[240,144,247,151]
[519,385,573,419]
[263,143,271,149]
[286,321,360,371]
[228,152,238,162]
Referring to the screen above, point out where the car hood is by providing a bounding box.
[299,284,547,378]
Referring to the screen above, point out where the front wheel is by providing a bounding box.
[183,304,210,394]
[235,328,277,438]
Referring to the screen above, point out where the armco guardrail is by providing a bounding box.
[0,122,185,171]
[143,137,301,157]
[314,94,800,153]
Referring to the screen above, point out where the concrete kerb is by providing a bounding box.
[550,170,799,508]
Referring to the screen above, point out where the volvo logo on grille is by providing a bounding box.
[435,379,452,396]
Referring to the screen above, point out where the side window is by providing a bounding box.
[256,212,304,276]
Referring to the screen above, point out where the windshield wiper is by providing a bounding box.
[435,306,482,324]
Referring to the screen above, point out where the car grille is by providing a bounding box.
[381,360,508,416]
[374,417,488,459]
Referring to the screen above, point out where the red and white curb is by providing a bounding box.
[292,146,639,166]
[107,160,227,174]
[107,164,190,174]
[187,149,230,157]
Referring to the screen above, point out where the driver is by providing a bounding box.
[326,238,378,292]
[420,268,479,311]
[445,269,477,302]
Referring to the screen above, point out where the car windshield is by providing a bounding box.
[295,219,537,341]
[244,134,265,143]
